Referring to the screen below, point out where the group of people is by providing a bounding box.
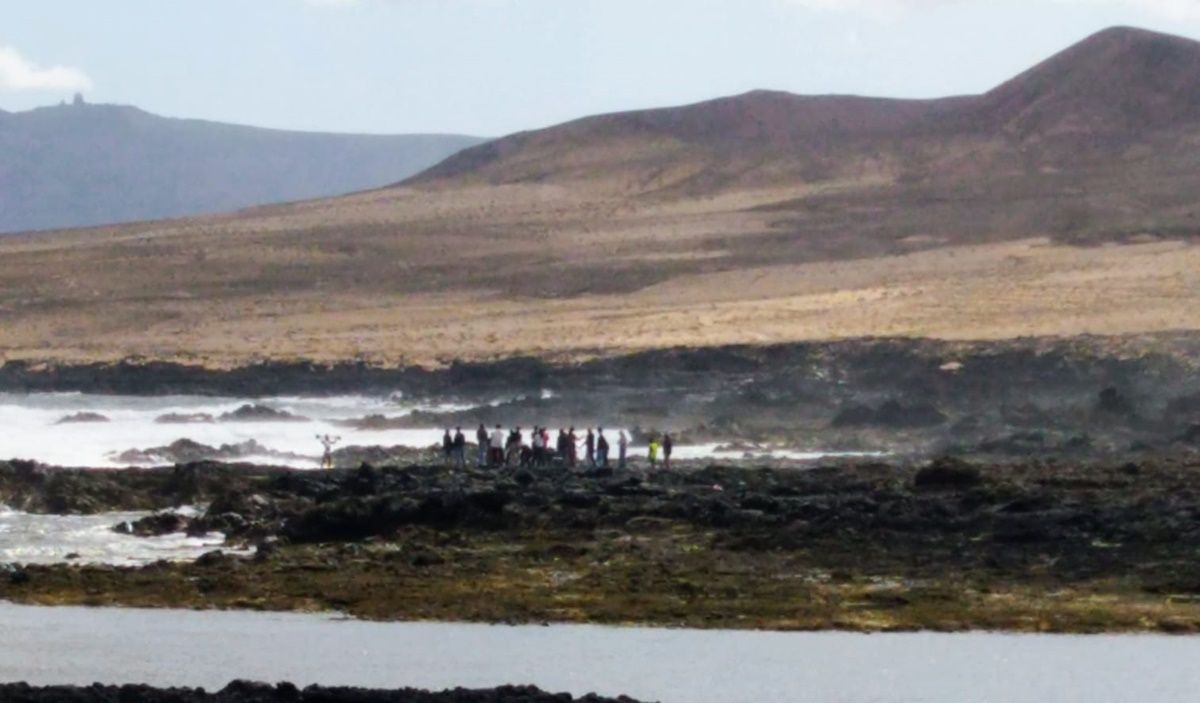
[441,425,674,471]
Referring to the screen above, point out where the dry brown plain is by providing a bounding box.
[1,177,1199,368]
[8,27,1200,367]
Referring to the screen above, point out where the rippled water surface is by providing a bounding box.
[1,603,1198,702]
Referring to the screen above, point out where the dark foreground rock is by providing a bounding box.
[6,455,1200,570]
[0,682,646,703]
[7,455,1200,632]
[113,510,193,537]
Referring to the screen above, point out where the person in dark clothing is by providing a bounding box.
[567,427,578,468]
[453,427,467,469]
[585,428,596,468]
[663,432,674,470]
[442,429,453,467]
[476,424,489,467]
[557,429,569,467]
[596,428,609,468]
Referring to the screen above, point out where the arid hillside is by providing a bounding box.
[2,26,1200,367]
[0,100,483,233]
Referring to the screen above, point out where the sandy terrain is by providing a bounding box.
[1,175,1197,367]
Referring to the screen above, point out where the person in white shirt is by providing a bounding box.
[489,425,505,467]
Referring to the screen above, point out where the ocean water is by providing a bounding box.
[1,604,1198,702]
[0,392,880,469]
[0,392,457,469]
[0,508,238,566]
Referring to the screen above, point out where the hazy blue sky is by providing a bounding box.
[2,0,1199,136]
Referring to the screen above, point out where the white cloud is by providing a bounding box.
[305,0,362,7]
[0,46,92,93]
[784,0,1200,19]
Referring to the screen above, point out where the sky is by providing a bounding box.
[2,0,1200,137]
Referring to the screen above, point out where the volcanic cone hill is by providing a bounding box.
[3,27,1200,365]
[975,26,1200,138]
[414,25,1200,243]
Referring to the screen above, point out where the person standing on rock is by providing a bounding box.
[317,434,341,470]
[567,427,579,468]
[663,432,674,470]
[490,424,505,467]
[557,429,569,467]
[585,428,596,468]
[648,435,660,469]
[476,424,489,467]
[453,427,467,469]
[506,427,524,468]
[442,429,454,467]
[531,426,545,467]
[596,428,609,468]
[618,430,629,469]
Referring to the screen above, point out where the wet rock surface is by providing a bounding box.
[218,405,309,423]
[5,454,1200,631]
[155,412,217,424]
[330,445,439,469]
[5,454,1200,584]
[111,440,309,467]
[54,412,110,424]
[113,511,193,537]
[0,683,644,703]
[0,460,253,514]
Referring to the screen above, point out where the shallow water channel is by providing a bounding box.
[1,603,1198,702]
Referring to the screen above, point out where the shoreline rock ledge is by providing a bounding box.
[0,682,650,703]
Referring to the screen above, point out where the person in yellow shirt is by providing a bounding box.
[648,436,660,469]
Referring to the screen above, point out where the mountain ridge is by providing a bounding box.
[2,26,1200,366]
[0,100,484,233]
[411,26,1200,193]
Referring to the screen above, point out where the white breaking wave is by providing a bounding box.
[670,443,885,462]
[0,507,238,566]
[0,392,457,469]
[0,392,883,469]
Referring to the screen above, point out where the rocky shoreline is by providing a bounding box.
[10,336,1200,460]
[3,454,1200,632]
[0,682,644,703]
